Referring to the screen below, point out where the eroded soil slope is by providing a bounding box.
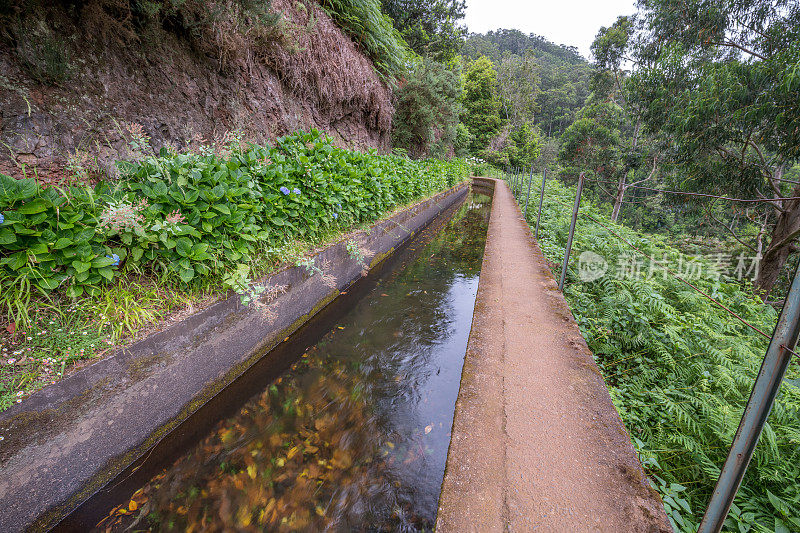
[0,0,393,183]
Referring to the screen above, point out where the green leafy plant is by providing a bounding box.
[345,238,365,264]
[0,130,468,327]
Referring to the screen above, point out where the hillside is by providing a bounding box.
[463,29,592,136]
[0,0,394,184]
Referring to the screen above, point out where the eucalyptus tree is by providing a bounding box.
[585,16,665,222]
[496,50,541,126]
[630,0,800,297]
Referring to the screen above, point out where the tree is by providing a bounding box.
[462,56,503,154]
[482,122,542,170]
[589,16,660,222]
[391,59,462,158]
[558,101,623,185]
[631,0,800,297]
[380,0,466,62]
[496,50,541,125]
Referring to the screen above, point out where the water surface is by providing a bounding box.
[98,193,491,532]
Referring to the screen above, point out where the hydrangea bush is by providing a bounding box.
[0,130,468,304]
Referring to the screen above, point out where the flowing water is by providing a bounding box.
[97,193,491,532]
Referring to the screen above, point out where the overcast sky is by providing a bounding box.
[463,0,637,61]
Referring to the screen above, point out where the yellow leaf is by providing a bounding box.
[128,500,138,511]
[287,445,301,460]
[247,465,257,479]
[276,457,285,467]
[316,506,325,516]
[424,425,433,434]
[237,505,252,526]
[386,442,395,449]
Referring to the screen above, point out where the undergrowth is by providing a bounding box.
[519,175,800,532]
[0,130,468,409]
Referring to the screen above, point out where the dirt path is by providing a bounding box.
[436,179,671,532]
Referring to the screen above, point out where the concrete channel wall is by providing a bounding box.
[437,178,671,532]
[0,183,468,532]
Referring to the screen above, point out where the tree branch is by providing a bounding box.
[628,155,659,187]
[707,40,767,60]
[705,200,757,252]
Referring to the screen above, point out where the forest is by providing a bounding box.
[1,0,799,531]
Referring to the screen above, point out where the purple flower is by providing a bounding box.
[0,213,4,224]
[332,212,338,219]
[293,188,301,195]
[106,253,120,267]
[280,186,290,195]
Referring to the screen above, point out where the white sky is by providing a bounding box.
[463,0,638,60]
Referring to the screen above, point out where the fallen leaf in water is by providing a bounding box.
[316,506,325,516]
[276,458,285,467]
[337,326,345,330]
[247,465,257,479]
[287,445,300,460]
[128,500,138,511]
[331,449,352,469]
[424,425,433,434]
[386,442,394,449]
[381,293,388,296]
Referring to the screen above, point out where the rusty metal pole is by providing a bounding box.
[699,260,800,533]
[535,168,547,240]
[524,166,534,220]
[558,172,584,291]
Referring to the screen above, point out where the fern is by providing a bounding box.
[522,175,800,531]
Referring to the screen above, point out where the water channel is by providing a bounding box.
[96,192,492,532]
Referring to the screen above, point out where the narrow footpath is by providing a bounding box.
[437,179,671,532]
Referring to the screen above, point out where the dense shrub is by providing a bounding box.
[0,130,467,315]
[462,56,503,154]
[391,59,462,158]
[525,176,800,532]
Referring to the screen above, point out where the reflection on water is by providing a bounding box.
[98,194,491,532]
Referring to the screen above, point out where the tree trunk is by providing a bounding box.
[611,174,626,222]
[611,120,641,223]
[755,182,800,298]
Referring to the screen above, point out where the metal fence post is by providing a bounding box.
[699,260,800,532]
[524,166,534,220]
[513,169,518,197]
[535,168,547,240]
[558,172,584,291]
